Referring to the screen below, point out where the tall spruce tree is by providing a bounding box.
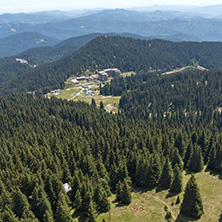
[184,143,193,169]
[187,146,204,172]
[180,174,204,219]
[55,192,73,222]
[94,183,110,213]
[73,189,82,210]
[170,164,183,194]
[31,185,53,221]
[159,157,173,189]
[12,189,30,219]
[87,199,97,222]
[171,149,184,171]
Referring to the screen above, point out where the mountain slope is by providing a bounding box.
[2,36,222,93]
[0,32,59,58]
[55,32,149,47]
[19,45,81,62]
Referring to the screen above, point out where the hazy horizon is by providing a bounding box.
[0,0,222,14]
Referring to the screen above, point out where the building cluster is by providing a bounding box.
[71,68,121,84]
[98,68,121,81]
[50,89,61,96]
[16,58,28,64]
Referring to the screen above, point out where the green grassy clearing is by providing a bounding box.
[121,72,136,77]
[73,95,121,113]
[53,88,81,99]
[96,170,222,222]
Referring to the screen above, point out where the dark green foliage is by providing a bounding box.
[3,36,222,94]
[0,53,221,221]
[180,174,204,219]
[116,178,131,205]
[170,165,183,194]
[12,189,31,219]
[20,45,81,62]
[100,101,104,109]
[31,185,54,221]
[171,149,184,172]
[176,195,181,205]
[184,143,193,169]
[1,207,19,222]
[55,192,73,222]
[73,189,82,210]
[94,183,110,213]
[159,157,173,189]
[91,98,96,107]
[87,199,97,222]
[165,210,173,221]
[147,155,162,189]
[187,146,204,172]
[42,210,54,222]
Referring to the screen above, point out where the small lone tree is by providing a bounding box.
[91,98,96,107]
[180,174,204,219]
[120,178,131,205]
[100,101,104,110]
[116,179,131,205]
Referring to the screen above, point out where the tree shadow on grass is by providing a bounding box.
[131,187,153,194]
[204,168,222,180]
[176,213,199,222]
[166,191,178,199]
[156,186,167,193]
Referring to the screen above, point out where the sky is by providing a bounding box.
[0,0,221,13]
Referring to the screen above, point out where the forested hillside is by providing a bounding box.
[0,32,59,58]
[2,36,222,94]
[0,55,42,90]
[0,68,222,221]
[0,35,222,221]
[19,45,81,62]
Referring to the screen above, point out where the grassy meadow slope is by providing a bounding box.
[97,170,222,222]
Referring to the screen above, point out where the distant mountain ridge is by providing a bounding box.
[0,9,222,41]
[0,32,59,58]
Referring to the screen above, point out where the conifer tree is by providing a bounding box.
[176,195,181,205]
[171,149,184,171]
[87,199,97,222]
[159,157,173,189]
[207,145,216,170]
[12,189,30,219]
[100,101,104,109]
[74,189,82,210]
[174,133,185,157]
[147,155,162,189]
[119,178,131,205]
[42,210,53,222]
[94,183,110,213]
[91,98,96,107]
[116,180,123,202]
[165,210,173,222]
[184,143,193,168]
[55,192,73,222]
[187,146,204,172]
[180,174,204,219]
[170,164,183,194]
[1,206,19,222]
[197,130,208,163]
[20,208,39,222]
[31,185,53,221]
